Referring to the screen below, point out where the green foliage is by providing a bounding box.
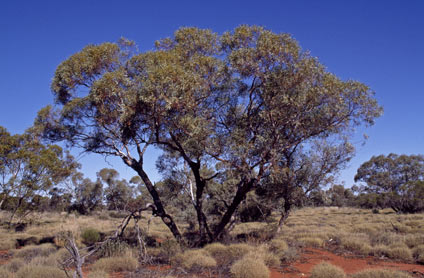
[355,154,424,213]
[80,228,101,245]
[35,25,382,244]
[0,126,79,221]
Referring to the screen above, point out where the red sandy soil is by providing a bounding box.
[0,250,11,265]
[271,248,424,278]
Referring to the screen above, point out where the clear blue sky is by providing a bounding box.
[1,0,423,186]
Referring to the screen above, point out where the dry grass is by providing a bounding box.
[0,268,12,278]
[87,270,110,278]
[15,265,67,278]
[91,254,138,273]
[309,262,346,278]
[351,268,412,278]
[230,256,269,278]
[172,249,217,270]
[12,243,57,262]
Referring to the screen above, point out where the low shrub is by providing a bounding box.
[173,249,217,271]
[230,257,269,278]
[371,245,390,257]
[309,262,345,278]
[81,228,101,245]
[13,244,57,262]
[88,270,110,278]
[387,247,413,261]
[91,255,138,273]
[351,268,411,278]
[15,265,67,278]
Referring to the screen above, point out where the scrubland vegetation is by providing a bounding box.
[0,207,423,278]
[1,25,423,278]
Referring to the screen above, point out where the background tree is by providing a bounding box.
[70,173,104,215]
[34,26,381,245]
[98,168,135,211]
[0,126,78,223]
[354,153,424,213]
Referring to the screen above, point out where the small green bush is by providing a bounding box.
[81,228,101,245]
[230,257,269,278]
[88,270,110,278]
[91,255,138,273]
[203,243,229,261]
[352,268,411,278]
[309,262,345,278]
[15,265,66,278]
[173,249,217,270]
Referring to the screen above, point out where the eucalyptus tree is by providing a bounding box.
[0,126,78,223]
[34,26,381,244]
[355,154,424,213]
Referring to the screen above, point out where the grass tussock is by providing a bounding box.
[3,258,25,272]
[91,255,138,273]
[12,244,57,262]
[230,256,269,278]
[309,262,346,278]
[298,237,324,248]
[244,244,280,267]
[341,238,372,255]
[15,265,67,278]
[0,268,12,278]
[0,239,16,251]
[87,270,110,278]
[387,247,413,261]
[173,249,217,270]
[351,268,411,278]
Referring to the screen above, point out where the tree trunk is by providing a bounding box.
[191,167,212,245]
[131,163,184,244]
[213,178,257,240]
[276,202,292,234]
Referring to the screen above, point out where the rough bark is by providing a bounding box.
[131,162,184,244]
[213,178,257,240]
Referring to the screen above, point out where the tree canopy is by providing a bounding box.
[0,126,78,223]
[355,153,424,213]
[34,25,382,244]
